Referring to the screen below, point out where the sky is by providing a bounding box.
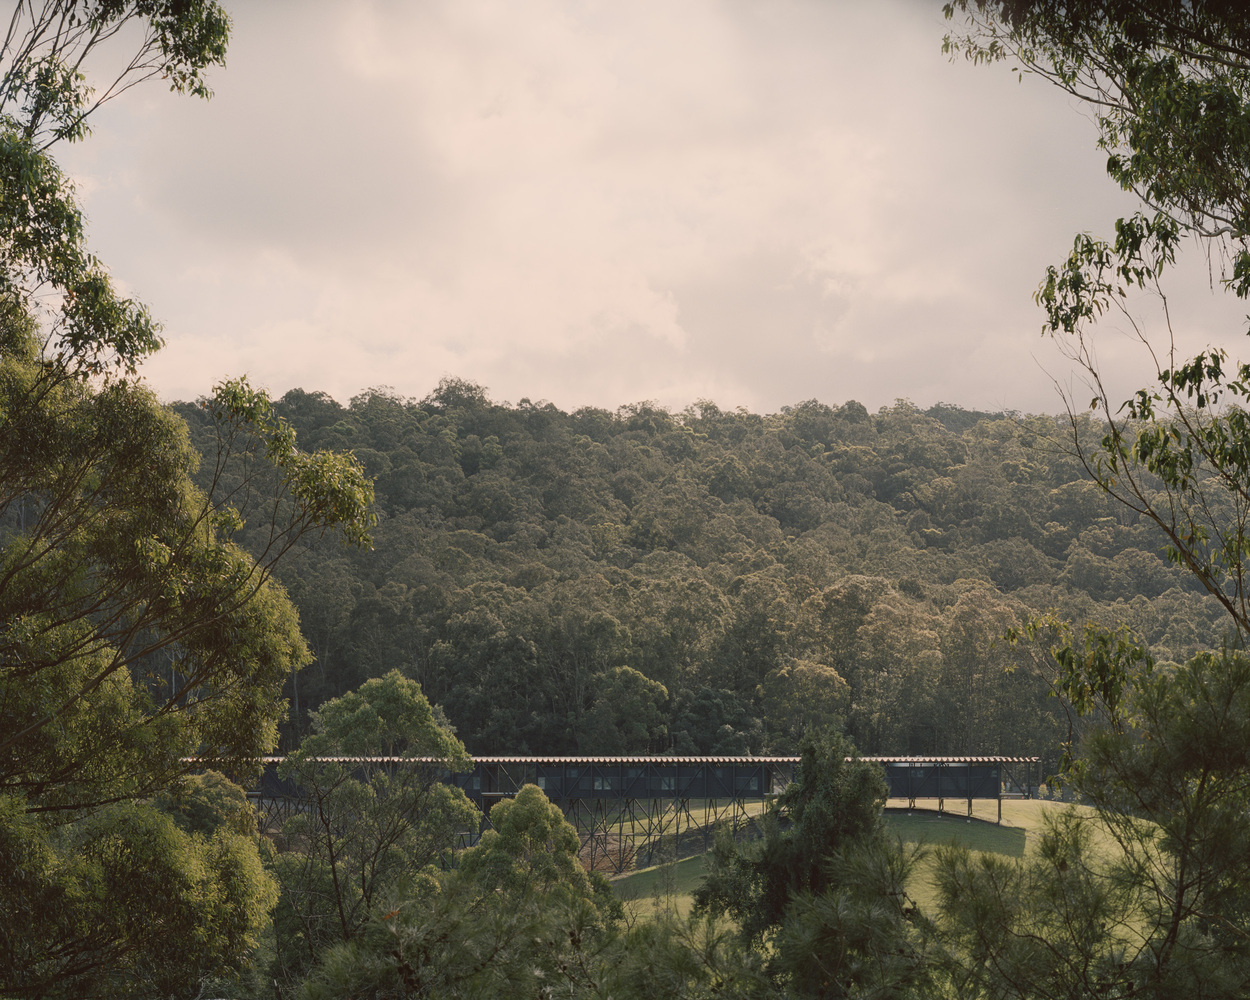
[55,0,1248,416]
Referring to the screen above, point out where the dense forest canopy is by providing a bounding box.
[175,380,1225,769]
[7,0,1250,995]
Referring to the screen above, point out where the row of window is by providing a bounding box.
[457,771,765,794]
[527,775,760,793]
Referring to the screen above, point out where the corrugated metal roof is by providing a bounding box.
[470,756,799,765]
[861,756,1039,763]
[254,754,1038,765]
[256,755,798,765]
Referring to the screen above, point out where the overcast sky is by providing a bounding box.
[56,0,1246,416]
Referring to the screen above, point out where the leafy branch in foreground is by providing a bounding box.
[0,6,376,996]
[1,3,230,378]
[1,0,230,148]
[1007,614,1154,780]
[936,639,1250,999]
[946,2,1250,640]
[1,329,374,816]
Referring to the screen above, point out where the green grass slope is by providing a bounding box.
[612,799,1071,922]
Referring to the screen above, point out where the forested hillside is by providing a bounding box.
[175,379,1223,765]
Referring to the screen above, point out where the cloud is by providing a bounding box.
[54,0,1241,415]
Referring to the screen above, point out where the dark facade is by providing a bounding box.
[251,754,1036,874]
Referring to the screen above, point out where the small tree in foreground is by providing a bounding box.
[1,6,374,995]
[695,729,934,997]
[271,671,479,984]
[298,784,622,999]
[696,729,887,940]
[936,644,1250,1000]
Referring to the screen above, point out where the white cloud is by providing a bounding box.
[53,0,1244,416]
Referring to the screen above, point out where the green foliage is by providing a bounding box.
[936,646,1250,999]
[932,9,1250,996]
[298,880,605,1000]
[604,914,773,1000]
[0,9,373,995]
[692,730,936,997]
[1008,615,1156,778]
[0,0,374,824]
[580,665,669,753]
[295,784,624,1000]
[945,3,1250,254]
[759,658,849,750]
[271,671,478,985]
[695,729,888,941]
[209,381,1199,763]
[774,839,935,999]
[0,334,370,815]
[935,809,1136,1000]
[298,669,468,763]
[672,686,764,754]
[154,769,258,839]
[293,782,767,1000]
[206,376,376,552]
[0,794,277,999]
[944,2,1250,643]
[1,2,230,146]
[458,783,596,904]
[0,132,162,375]
[1081,648,1250,946]
[0,3,229,377]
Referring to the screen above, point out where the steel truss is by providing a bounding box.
[245,754,1037,876]
[554,793,764,874]
[460,757,795,875]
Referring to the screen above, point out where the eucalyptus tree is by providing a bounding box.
[945,1,1250,637]
[935,638,1250,999]
[936,7,1250,995]
[0,4,374,995]
[271,671,478,985]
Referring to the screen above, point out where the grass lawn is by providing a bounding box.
[886,806,1029,858]
[611,798,1088,920]
[884,799,1113,913]
[885,801,1041,912]
[611,853,708,921]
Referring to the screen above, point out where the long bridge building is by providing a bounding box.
[254,754,1037,876]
